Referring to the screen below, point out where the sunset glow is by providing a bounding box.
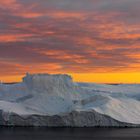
[0,0,140,83]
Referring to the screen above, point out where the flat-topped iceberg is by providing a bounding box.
[0,73,140,127]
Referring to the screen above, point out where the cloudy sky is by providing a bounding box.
[0,0,140,83]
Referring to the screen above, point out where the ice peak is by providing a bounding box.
[22,73,74,94]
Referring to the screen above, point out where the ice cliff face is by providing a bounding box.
[23,74,74,95]
[0,73,140,127]
[23,74,82,99]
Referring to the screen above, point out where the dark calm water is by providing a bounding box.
[0,127,140,140]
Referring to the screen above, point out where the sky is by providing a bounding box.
[0,0,140,83]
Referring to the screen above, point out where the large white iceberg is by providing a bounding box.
[0,73,140,127]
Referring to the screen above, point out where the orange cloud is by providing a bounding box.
[47,11,87,19]
[16,12,43,18]
[0,34,34,42]
[0,0,20,10]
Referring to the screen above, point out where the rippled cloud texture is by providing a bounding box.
[0,0,140,80]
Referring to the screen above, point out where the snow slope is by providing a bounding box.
[0,73,140,126]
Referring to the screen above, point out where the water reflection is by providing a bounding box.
[0,127,140,140]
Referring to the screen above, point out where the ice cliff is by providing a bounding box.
[0,73,140,127]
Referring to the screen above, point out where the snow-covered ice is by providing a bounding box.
[0,73,140,126]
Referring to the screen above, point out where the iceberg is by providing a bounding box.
[0,73,140,127]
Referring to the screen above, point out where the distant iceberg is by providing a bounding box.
[0,73,140,127]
